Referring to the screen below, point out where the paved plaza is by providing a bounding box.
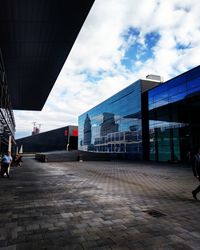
[0,158,200,250]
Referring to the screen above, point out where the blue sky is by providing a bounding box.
[122,28,160,70]
[14,0,200,139]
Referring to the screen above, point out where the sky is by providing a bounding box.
[14,0,200,139]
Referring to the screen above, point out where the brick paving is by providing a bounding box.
[0,158,200,250]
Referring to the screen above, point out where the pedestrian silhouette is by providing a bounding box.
[1,151,12,178]
[15,154,23,167]
[192,148,200,200]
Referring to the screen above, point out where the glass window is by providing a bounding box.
[147,67,200,162]
[78,81,143,158]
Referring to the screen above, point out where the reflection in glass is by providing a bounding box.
[78,81,143,159]
[149,120,187,162]
[100,112,119,136]
[148,65,200,162]
[83,114,91,146]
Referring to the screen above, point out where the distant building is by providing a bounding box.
[16,125,78,153]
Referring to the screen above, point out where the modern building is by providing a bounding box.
[147,65,200,162]
[78,78,161,160]
[79,65,200,162]
[16,126,78,153]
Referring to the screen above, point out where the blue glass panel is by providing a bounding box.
[186,87,200,97]
[168,83,186,96]
[187,77,200,90]
[148,70,189,110]
[168,92,186,104]
[148,103,154,111]
[153,98,169,109]
[148,89,155,99]
[186,66,200,81]
[165,74,186,89]
[78,80,142,158]
[151,84,166,97]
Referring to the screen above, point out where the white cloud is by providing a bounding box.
[14,0,200,138]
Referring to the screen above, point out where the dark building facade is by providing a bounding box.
[78,79,160,159]
[79,65,200,162]
[16,126,78,153]
[148,65,200,162]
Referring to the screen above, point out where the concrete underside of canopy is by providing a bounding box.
[0,0,94,110]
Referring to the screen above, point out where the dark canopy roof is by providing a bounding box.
[0,0,94,110]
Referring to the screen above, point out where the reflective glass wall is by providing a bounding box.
[79,81,143,159]
[148,66,200,162]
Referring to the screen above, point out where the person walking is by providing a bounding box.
[15,154,23,167]
[192,148,200,200]
[1,151,12,178]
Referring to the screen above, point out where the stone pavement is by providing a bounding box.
[0,158,200,250]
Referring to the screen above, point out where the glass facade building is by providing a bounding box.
[79,65,200,162]
[148,65,200,162]
[78,80,159,159]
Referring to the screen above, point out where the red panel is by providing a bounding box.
[72,129,78,136]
